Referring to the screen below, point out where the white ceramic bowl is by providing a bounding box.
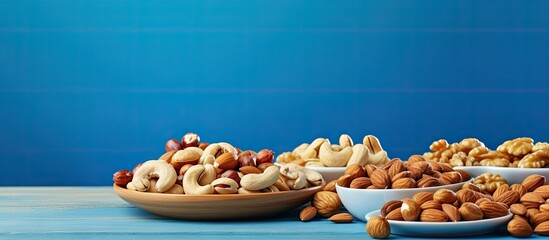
[304,166,345,183]
[365,210,512,237]
[274,163,345,183]
[454,166,549,184]
[337,181,467,222]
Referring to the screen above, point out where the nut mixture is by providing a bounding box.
[366,174,549,238]
[423,137,549,168]
[276,134,390,167]
[336,155,470,190]
[113,132,325,194]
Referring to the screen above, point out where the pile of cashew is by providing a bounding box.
[276,134,390,167]
[118,137,325,195]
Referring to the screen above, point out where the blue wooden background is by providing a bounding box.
[1,0,549,186]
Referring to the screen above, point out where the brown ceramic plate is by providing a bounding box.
[113,184,322,220]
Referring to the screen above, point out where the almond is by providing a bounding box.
[433,189,458,204]
[323,180,337,192]
[328,213,354,223]
[475,197,491,206]
[534,185,549,199]
[457,189,479,204]
[454,169,471,181]
[412,192,434,206]
[508,217,533,237]
[381,158,400,170]
[510,184,528,198]
[492,184,510,200]
[440,172,462,184]
[312,191,342,217]
[420,209,448,222]
[409,161,434,175]
[526,208,541,221]
[510,203,527,216]
[391,171,412,182]
[350,177,372,189]
[495,190,520,206]
[462,182,481,192]
[388,160,405,179]
[417,177,442,188]
[364,164,378,177]
[366,216,391,239]
[401,198,421,221]
[239,166,262,174]
[392,178,416,189]
[459,202,483,221]
[344,164,366,179]
[479,201,510,219]
[531,212,549,228]
[214,152,238,170]
[299,206,317,221]
[337,174,353,188]
[442,203,461,222]
[371,169,391,189]
[522,174,546,192]
[520,192,545,209]
[381,200,402,217]
[540,203,549,213]
[386,207,404,221]
[534,221,549,236]
[420,200,442,210]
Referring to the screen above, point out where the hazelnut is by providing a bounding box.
[198,142,209,150]
[366,216,391,239]
[238,151,257,167]
[181,132,200,148]
[165,139,183,152]
[221,170,241,185]
[113,170,133,187]
[256,149,274,165]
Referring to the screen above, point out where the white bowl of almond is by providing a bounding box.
[334,156,471,221]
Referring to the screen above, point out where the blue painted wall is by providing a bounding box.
[1,1,549,186]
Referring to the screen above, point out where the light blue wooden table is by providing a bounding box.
[0,187,540,239]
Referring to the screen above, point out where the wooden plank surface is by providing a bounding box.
[0,187,538,239]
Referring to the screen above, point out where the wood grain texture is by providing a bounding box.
[0,187,541,239]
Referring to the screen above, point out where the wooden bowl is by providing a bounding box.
[113,184,322,220]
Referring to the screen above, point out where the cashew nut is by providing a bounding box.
[183,165,214,195]
[305,161,325,167]
[292,143,309,156]
[240,165,280,191]
[299,138,326,159]
[346,144,370,167]
[282,163,324,186]
[199,143,237,164]
[318,141,353,167]
[331,144,342,151]
[287,171,307,190]
[261,185,280,192]
[363,135,383,154]
[131,160,177,193]
[237,188,261,194]
[147,179,184,194]
[211,178,239,194]
[368,150,390,166]
[273,178,291,191]
[339,134,354,148]
[199,155,215,165]
[198,164,216,185]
